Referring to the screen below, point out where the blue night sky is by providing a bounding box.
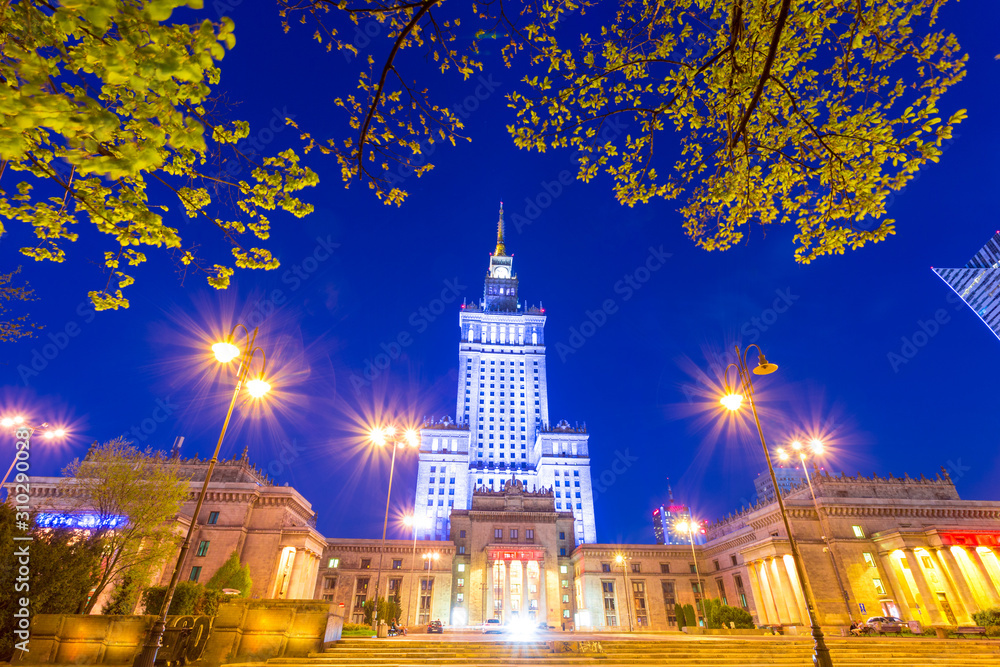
[3,1,999,545]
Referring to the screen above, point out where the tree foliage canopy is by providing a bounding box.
[286,0,966,262]
[0,0,318,310]
[62,437,189,613]
[206,549,252,596]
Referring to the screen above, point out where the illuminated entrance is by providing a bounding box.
[488,549,545,623]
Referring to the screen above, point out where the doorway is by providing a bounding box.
[936,592,957,625]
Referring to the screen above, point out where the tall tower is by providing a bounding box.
[933,232,1000,341]
[414,204,598,544]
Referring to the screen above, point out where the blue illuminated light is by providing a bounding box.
[35,512,128,529]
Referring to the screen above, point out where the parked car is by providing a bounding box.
[866,616,905,625]
[865,616,905,634]
[482,618,503,634]
[427,620,443,634]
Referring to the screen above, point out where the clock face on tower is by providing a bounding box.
[492,266,510,279]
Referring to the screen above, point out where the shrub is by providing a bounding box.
[972,608,1000,627]
[362,597,402,626]
[142,582,229,616]
[206,551,252,597]
[682,603,697,628]
[716,605,755,629]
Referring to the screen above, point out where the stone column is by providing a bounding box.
[902,549,944,625]
[773,556,802,625]
[967,548,1000,606]
[502,561,511,623]
[538,561,548,625]
[746,560,770,625]
[517,559,525,618]
[933,547,974,624]
[758,560,782,625]
[877,551,914,619]
[287,548,306,599]
[486,560,494,620]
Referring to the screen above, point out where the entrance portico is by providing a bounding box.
[486,548,547,622]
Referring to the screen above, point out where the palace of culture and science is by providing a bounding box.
[413,204,598,545]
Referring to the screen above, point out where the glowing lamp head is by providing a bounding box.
[720,393,743,411]
[404,429,419,447]
[14,416,24,424]
[245,377,270,398]
[370,427,387,447]
[776,448,789,462]
[810,439,823,454]
[753,353,778,375]
[384,425,396,438]
[614,554,624,564]
[0,418,13,428]
[791,440,802,451]
[403,516,415,527]
[212,341,241,363]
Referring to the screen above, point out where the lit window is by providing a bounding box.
[328,558,340,568]
[862,553,876,568]
[852,525,865,538]
[196,540,210,557]
[207,511,219,525]
[873,578,886,595]
[189,566,202,582]
[458,564,466,572]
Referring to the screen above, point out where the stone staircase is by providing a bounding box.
[263,636,1000,666]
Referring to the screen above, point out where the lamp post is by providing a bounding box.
[419,551,440,625]
[134,324,270,667]
[614,553,635,631]
[777,440,853,622]
[1,416,67,491]
[721,344,833,667]
[673,518,704,622]
[369,426,419,632]
[403,515,430,626]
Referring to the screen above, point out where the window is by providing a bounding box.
[689,563,697,574]
[730,555,738,567]
[458,563,466,572]
[562,594,570,603]
[388,578,402,601]
[560,565,568,574]
[863,552,876,568]
[559,532,566,540]
[734,575,748,609]
[495,528,503,540]
[196,540,209,557]
[632,581,649,626]
[510,529,518,539]
[361,558,371,569]
[526,529,534,542]
[354,577,369,614]
[716,578,727,606]
[631,563,641,574]
[602,581,617,627]
[460,530,467,538]
[713,559,720,571]
[457,578,465,588]
[392,559,403,570]
[327,557,340,569]
[189,566,202,582]
[207,511,219,525]
[601,562,612,573]
[852,525,865,538]
[457,593,464,603]
[562,579,569,588]
[921,555,934,569]
[324,577,336,590]
[660,563,670,574]
[560,547,567,556]
[419,578,434,624]
[458,546,466,554]
[873,578,886,595]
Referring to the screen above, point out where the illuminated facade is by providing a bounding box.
[413,205,597,545]
[934,231,1000,341]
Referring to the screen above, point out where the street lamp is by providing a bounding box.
[721,344,833,667]
[1,416,67,490]
[403,515,431,626]
[776,439,854,622]
[614,553,635,631]
[369,425,419,632]
[673,518,704,622]
[135,324,270,667]
[419,551,440,625]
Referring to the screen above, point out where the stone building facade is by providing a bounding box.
[18,450,326,608]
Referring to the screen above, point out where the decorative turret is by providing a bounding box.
[495,201,507,256]
[484,202,518,311]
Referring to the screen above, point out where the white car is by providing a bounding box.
[482,618,503,634]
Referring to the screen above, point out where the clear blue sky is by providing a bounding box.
[3,1,999,544]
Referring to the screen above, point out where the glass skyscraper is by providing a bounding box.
[934,232,1000,341]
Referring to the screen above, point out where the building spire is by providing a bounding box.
[495,201,506,256]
